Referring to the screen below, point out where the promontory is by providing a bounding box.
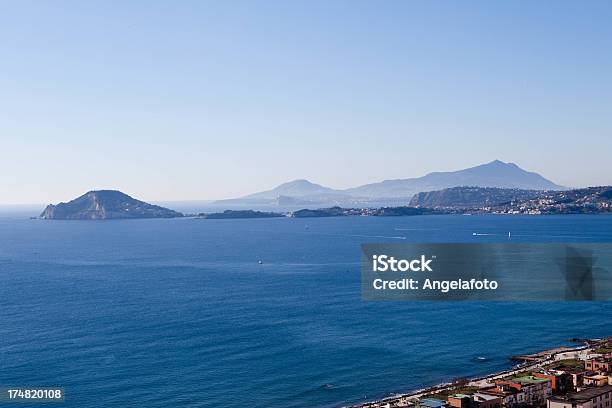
[40,190,183,220]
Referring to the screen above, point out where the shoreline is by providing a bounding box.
[342,338,604,408]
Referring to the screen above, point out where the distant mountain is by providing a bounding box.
[40,190,183,220]
[211,179,353,210]
[218,161,565,209]
[243,179,343,199]
[345,160,565,198]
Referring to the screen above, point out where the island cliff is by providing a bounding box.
[40,190,183,220]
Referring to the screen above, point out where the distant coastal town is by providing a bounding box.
[408,187,612,215]
[345,337,612,408]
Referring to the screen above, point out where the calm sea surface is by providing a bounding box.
[1,214,611,407]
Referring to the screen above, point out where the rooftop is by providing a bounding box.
[473,393,501,402]
[479,387,520,397]
[549,385,612,403]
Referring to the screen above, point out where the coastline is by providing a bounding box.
[342,339,602,408]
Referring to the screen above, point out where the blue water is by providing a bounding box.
[1,215,611,408]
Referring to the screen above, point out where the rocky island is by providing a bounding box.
[40,190,183,220]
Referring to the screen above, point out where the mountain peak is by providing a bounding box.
[84,189,130,199]
[346,160,565,198]
[243,179,341,200]
[279,179,317,187]
[484,160,518,168]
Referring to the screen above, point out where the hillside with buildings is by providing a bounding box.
[347,337,612,408]
[410,186,612,215]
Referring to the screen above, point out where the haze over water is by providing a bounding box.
[1,214,611,407]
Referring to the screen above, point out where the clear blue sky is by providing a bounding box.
[1,1,611,204]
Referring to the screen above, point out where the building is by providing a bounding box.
[586,358,612,372]
[448,393,502,408]
[547,385,612,408]
[448,394,472,408]
[584,375,609,387]
[495,376,552,406]
[550,367,587,389]
[535,372,575,394]
[472,393,503,408]
[479,386,525,408]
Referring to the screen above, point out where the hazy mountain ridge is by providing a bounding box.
[344,160,564,197]
[40,190,183,220]
[219,160,566,208]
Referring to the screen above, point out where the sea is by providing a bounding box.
[1,213,611,408]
